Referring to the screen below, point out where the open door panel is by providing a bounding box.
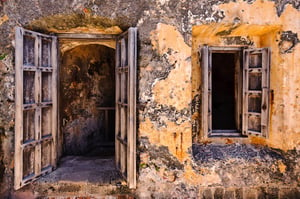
[115,27,137,189]
[14,27,58,190]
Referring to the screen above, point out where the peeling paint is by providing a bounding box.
[0,15,8,26]
[150,23,191,111]
[221,36,254,46]
[279,31,299,53]
[0,0,299,197]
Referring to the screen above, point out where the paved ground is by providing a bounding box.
[14,145,131,197]
[38,155,123,185]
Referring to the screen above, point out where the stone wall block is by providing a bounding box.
[267,187,279,198]
[279,188,300,199]
[235,188,244,199]
[244,188,257,199]
[214,187,224,199]
[202,188,213,199]
[257,187,267,199]
[224,189,235,199]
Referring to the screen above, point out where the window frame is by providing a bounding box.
[200,46,270,138]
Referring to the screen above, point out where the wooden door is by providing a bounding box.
[242,48,270,137]
[14,27,58,189]
[115,27,137,189]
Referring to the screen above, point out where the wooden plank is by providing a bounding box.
[121,38,127,69]
[51,36,58,167]
[210,46,242,52]
[104,110,109,141]
[21,136,53,149]
[248,112,261,116]
[207,49,212,136]
[115,36,121,169]
[201,46,209,139]
[57,33,117,40]
[117,135,128,145]
[23,29,54,39]
[242,50,249,135]
[14,27,25,190]
[248,68,262,73]
[35,35,42,177]
[118,30,129,40]
[56,39,63,160]
[261,48,270,137]
[127,27,137,189]
[96,107,115,110]
[120,37,127,175]
[23,66,37,71]
[247,90,262,94]
[234,51,243,131]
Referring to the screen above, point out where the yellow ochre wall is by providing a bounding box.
[139,0,300,171]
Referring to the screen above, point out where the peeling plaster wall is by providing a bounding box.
[0,0,299,197]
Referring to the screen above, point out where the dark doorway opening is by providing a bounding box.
[60,44,116,157]
[38,44,123,185]
[15,28,137,191]
[211,53,237,131]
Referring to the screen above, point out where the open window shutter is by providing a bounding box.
[15,27,58,190]
[115,27,137,189]
[201,46,212,138]
[242,48,270,137]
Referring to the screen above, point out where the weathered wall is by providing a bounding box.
[60,44,115,155]
[0,0,299,198]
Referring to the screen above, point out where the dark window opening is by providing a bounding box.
[212,53,236,130]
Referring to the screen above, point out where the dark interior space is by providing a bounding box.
[60,44,116,156]
[212,53,236,130]
[37,44,123,186]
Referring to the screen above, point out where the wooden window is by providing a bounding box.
[115,27,137,189]
[201,46,270,138]
[242,48,270,137]
[14,27,58,190]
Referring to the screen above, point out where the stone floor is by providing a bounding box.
[38,155,123,184]
[30,146,128,197]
